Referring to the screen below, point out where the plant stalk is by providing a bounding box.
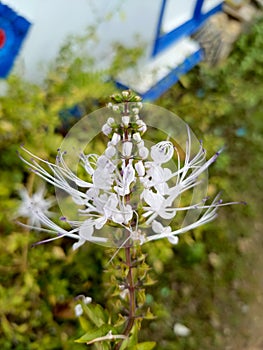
[114,245,136,350]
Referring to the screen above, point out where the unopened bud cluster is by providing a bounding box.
[102,100,148,163]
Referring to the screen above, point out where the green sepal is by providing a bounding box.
[144,308,156,320]
[111,94,123,103]
[137,289,146,307]
[143,275,157,286]
[113,313,127,328]
[75,324,117,343]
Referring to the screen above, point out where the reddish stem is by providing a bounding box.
[114,246,136,350]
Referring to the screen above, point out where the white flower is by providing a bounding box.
[105,145,116,158]
[114,160,135,196]
[130,229,146,244]
[17,185,54,227]
[167,236,179,245]
[81,153,98,176]
[150,141,174,164]
[173,323,191,337]
[152,220,171,235]
[74,304,83,317]
[142,189,176,222]
[92,155,116,190]
[141,163,171,195]
[79,219,107,243]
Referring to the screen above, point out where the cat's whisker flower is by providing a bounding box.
[18,93,242,249]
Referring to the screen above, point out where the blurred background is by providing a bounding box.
[0,0,263,349]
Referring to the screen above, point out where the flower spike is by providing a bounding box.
[17,94,241,249]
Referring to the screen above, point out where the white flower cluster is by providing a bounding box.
[18,96,238,249]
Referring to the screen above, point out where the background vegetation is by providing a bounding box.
[0,15,262,350]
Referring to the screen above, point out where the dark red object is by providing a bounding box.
[0,29,6,49]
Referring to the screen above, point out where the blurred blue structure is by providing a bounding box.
[0,3,31,78]
[1,0,226,100]
[116,0,224,100]
[152,0,223,56]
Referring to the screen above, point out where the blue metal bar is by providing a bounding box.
[153,18,198,55]
[115,49,204,101]
[193,0,205,20]
[152,1,223,57]
[152,0,167,57]
[142,49,203,100]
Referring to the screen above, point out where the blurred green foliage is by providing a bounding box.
[0,15,262,350]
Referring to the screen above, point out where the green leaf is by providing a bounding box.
[78,315,93,332]
[120,321,139,349]
[75,324,117,343]
[83,303,108,327]
[124,341,157,350]
[134,342,156,350]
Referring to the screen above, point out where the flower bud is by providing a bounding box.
[135,160,145,177]
[136,119,147,134]
[137,140,144,149]
[122,141,133,157]
[102,123,112,136]
[139,146,149,159]
[107,117,115,126]
[111,133,121,145]
[134,95,142,102]
[122,116,130,127]
[122,90,129,98]
[133,132,141,142]
[105,145,116,158]
[84,296,92,304]
[112,105,119,111]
